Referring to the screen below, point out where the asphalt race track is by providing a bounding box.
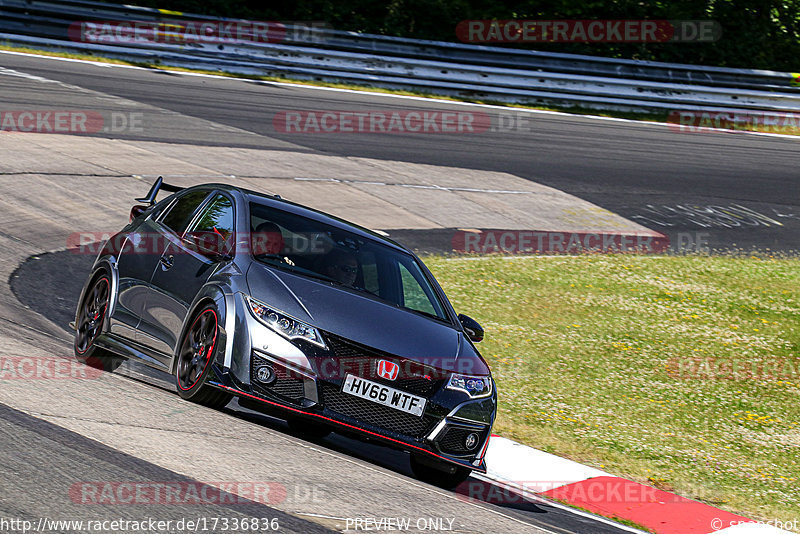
[2,52,799,253]
[1,50,798,534]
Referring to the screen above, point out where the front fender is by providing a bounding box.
[171,283,233,374]
[74,255,119,334]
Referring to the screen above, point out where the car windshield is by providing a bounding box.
[249,201,448,321]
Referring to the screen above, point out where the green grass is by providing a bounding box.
[425,254,800,525]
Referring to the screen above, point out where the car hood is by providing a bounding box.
[246,263,489,374]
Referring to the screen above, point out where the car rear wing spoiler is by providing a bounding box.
[135,176,183,206]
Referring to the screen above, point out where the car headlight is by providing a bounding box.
[445,373,493,398]
[245,296,327,349]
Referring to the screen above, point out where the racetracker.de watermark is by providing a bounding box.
[456,19,720,43]
[274,110,542,134]
[667,357,800,381]
[0,111,143,134]
[273,110,494,134]
[70,481,287,505]
[452,230,670,254]
[67,231,338,256]
[69,20,331,45]
[1,516,281,533]
[0,356,102,380]
[455,478,683,505]
[261,356,485,381]
[668,110,800,135]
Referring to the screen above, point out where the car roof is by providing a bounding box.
[190,183,410,254]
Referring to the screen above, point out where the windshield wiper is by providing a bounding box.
[300,270,345,286]
[254,253,291,264]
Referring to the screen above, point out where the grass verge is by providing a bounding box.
[425,254,800,526]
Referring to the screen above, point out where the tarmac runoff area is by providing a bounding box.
[0,130,662,257]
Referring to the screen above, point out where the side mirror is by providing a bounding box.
[458,314,484,343]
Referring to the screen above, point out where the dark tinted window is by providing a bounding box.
[146,195,175,220]
[250,201,448,321]
[160,190,209,235]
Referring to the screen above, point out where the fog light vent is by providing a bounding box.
[255,364,275,384]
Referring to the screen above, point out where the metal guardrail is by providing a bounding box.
[1,0,799,112]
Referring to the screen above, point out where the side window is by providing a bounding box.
[185,194,235,258]
[399,263,436,316]
[148,197,173,220]
[160,190,209,235]
[360,252,380,295]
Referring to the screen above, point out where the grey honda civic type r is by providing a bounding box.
[73,177,496,487]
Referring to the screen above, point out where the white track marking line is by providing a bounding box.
[293,176,536,194]
[0,65,62,83]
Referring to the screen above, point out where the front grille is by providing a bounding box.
[251,355,305,403]
[439,426,487,455]
[325,335,439,397]
[320,382,436,438]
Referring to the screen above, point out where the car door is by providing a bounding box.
[108,199,176,341]
[133,189,213,361]
[137,192,235,359]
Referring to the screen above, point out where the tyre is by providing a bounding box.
[175,304,232,410]
[74,274,123,372]
[410,454,472,489]
[286,416,332,440]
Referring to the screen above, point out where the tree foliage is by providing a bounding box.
[113,0,800,70]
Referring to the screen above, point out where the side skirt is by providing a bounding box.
[94,333,170,371]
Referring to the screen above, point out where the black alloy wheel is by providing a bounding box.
[74,275,122,371]
[175,304,232,409]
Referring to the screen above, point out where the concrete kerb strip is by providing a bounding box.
[482,435,791,534]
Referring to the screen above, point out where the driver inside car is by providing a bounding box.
[252,221,284,257]
[321,249,359,287]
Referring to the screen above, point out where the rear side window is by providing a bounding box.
[148,196,173,220]
[190,194,234,235]
[186,194,236,258]
[160,190,209,235]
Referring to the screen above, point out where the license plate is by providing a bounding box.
[341,374,426,417]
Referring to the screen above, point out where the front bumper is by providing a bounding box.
[210,375,489,472]
[209,296,496,471]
